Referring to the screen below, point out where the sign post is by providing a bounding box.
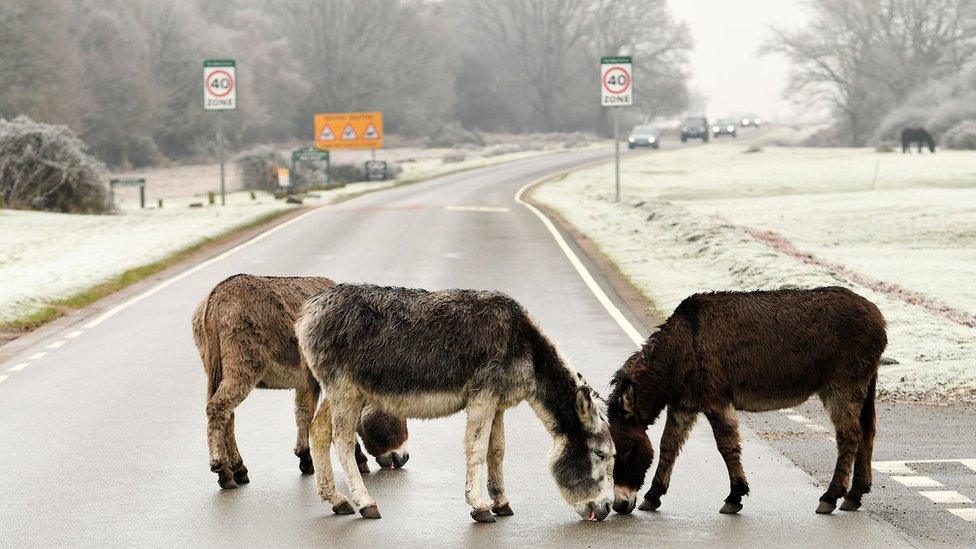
[601,56,633,202]
[291,147,331,188]
[109,178,147,209]
[204,59,237,205]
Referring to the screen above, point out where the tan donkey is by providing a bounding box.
[192,274,410,489]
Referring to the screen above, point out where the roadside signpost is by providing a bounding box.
[277,168,290,189]
[601,56,633,202]
[109,178,146,209]
[204,59,237,206]
[292,146,332,187]
[364,160,388,181]
[314,112,383,158]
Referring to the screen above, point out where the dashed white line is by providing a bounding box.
[28,352,46,360]
[47,340,65,349]
[948,508,976,521]
[787,414,812,423]
[0,375,7,384]
[919,491,973,504]
[805,424,830,432]
[66,330,83,338]
[7,363,29,372]
[782,408,795,413]
[890,476,943,488]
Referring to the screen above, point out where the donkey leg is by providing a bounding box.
[330,394,379,518]
[705,405,749,514]
[843,374,877,511]
[207,375,257,489]
[293,383,317,475]
[224,413,248,484]
[309,398,353,514]
[640,409,697,511]
[465,396,499,523]
[355,441,371,474]
[487,408,513,516]
[818,389,864,514]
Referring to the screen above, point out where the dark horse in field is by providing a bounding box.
[902,128,935,153]
[607,287,886,516]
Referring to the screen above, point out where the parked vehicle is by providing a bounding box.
[740,114,762,128]
[627,125,661,149]
[680,116,709,143]
[712,118,738,138]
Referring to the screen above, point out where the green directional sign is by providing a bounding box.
[291,147,330,164]
[600,56,632,64]
[109,178,146,187]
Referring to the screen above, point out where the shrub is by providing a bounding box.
[426,122,484,148]
[441,149,466,163]
[0,116,111,213]
[330,162,365,183]
[941,120,976,150]
[235,145,288,191]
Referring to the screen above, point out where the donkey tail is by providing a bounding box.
[193,285,224,399]
[860,372,877,441]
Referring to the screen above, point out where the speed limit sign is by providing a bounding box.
[600,56,632,106]
[204,59,236,110]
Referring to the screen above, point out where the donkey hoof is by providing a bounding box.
[839,498,861,511]
[217,476,239,490]
[376,454,394,469]
[233,470,250,485]
[491,503,514,516]
[471,509,497,523]
[332,501,355,515]
[359,505,382,519]
[392,451,410,468]
[638,496,661,511]
[719,502,743,514]
[816,500,836,514]
[357,461,371,474]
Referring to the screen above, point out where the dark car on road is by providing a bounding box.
[712,118,738,138]
[680,116,709,142]
[627,125,660,149]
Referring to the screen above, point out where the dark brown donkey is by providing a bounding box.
[192,274,409,489]
[607,287,885,515]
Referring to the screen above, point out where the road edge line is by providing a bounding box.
[514,164,644,348]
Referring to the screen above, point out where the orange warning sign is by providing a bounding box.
[314,112,383,149]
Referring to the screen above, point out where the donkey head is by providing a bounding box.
[549,385,614,521]
[607,365,654,514]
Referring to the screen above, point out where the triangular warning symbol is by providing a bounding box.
[341,124,357,140]
[363,123,379,139]
[318,125,335,141]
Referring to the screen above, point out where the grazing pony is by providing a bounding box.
[296,284,614,522]
[607,287,885,515]
[902,128,935,153]
[192,275,409,489]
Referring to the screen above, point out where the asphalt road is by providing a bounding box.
[1,147,916,547]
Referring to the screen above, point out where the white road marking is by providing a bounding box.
[28,352,46,360]
[445,205,510,212]
[47,341,65,349]
[8,363,29,372]
[787,415,812,423]
[0,375,7,384]
[948,508,976,521]
[918,491,973,504]
[782,408,795,413]
[890,476,943,487]
[873,458,976,474]
[805,424,829,432]
[516,170,645,347]
[66,331,83,338]
[83,207,325,329]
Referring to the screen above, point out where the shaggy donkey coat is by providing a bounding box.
[296,284,614,523]
[192,274,409,489]
[608,287,885,515]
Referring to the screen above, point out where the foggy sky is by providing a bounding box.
[668,0,815,122]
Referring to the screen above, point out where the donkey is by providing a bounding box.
[192,274,410,489]
[901,127,936,153]
[296,283,614,522]
[607,287,885,516]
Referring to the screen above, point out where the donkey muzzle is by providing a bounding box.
[613,486,637,514]
[376,449,410,469]
[578,500,612,522]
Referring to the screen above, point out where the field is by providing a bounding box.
[534,136,976,404]
[1,141,587,327]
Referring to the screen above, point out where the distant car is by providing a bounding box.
[680,116,709,142]
[712,118,738,138]
[740,114,762,128]
[627,125,661,149]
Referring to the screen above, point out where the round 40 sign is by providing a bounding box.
[600,56,633,107]
[204,59,237,111]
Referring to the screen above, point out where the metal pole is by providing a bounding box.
[613,107,620,202]
[371,148,376,161]
[218,114,226,206]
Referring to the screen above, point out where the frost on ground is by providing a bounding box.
[534,140,976,404]
[0,182,391,325]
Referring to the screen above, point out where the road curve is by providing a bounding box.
[0,148,913,547]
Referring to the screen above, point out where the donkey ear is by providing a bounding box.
[621,382,636,419]
[576,386,594,423]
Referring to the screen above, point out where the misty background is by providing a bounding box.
[2,0,976,169]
